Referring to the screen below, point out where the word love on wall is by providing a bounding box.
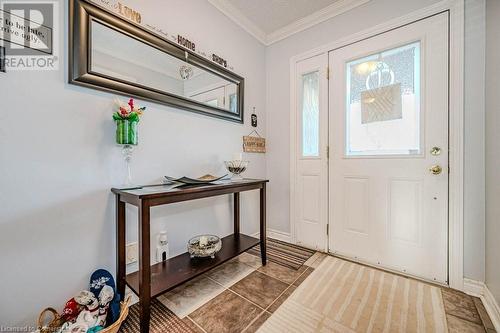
[92,0,233,71]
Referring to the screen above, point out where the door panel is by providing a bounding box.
[294,54,328,250]
[329,13,449,283]
[343,176,369,235]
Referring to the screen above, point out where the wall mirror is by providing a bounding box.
[69,0,244,123]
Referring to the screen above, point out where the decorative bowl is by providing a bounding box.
[187,235,222,259]
[224,160,249,180]
[165,174,226,185]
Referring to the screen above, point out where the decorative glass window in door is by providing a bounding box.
[345,42,421,156]
[302,71,320,157]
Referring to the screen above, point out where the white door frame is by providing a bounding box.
[289,0,464,290]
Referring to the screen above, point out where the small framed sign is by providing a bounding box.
[243,135,266,153]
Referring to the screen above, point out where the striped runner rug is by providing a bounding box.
[247,238,315,270]
[258,256,448,333]
[119,298,196,333]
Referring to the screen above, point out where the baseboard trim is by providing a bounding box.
[251,229,292,243]
[483,284,500,331]
[463,278,485,297]
[267,228,292,242]
[463,279,500,331]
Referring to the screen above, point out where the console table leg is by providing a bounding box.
[234,192,240,235]
[139,200,151,333]
[116,195,126,298]
[260,183,267,265]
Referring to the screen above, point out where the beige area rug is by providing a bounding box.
[258,256,448,333]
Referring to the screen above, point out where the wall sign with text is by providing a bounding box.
[243,135,266,153]
[92,0,234,71]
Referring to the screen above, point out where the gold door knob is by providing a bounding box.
[429,165,442,175]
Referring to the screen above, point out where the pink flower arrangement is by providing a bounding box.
[113,97,145,122]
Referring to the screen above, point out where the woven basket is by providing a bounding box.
[100,296,131,333]
[38,296,131,333]
[38,307,64,333]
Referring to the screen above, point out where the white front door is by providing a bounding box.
[328,13,449,283]
[294,54,328,250]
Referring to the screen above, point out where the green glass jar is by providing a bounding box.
[115,119,138,145]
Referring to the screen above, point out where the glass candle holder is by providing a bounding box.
[224,160,249,180]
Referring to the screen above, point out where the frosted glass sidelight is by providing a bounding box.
[345,42,421,156]
[302,71,320,157]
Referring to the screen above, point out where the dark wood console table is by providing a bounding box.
[111,179,268,333]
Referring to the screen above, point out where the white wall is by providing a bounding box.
[265,0,487,281]
[0,0,266,326]
[464,0,486,282]
[485,0,500,305]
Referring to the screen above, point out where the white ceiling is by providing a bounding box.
[228,0,340,34]
[208,0,371,45]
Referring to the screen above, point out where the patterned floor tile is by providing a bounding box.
[205,258,255,288]
[267,285,296,313]
[304,252,328,268]
[293,267,314,286]
[473,297,496,331]
[442,288,483,324]
[236,252,263,269]
[447,314,486,333]
[242,311,271,333]
[309,252,328,268]
[158,275,225,318]
[181,317,206,333]
[230,271,289,308]
[258,261,305,284]
[189,290,261,333]
[304,252,322,267]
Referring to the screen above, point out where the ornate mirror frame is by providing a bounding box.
[69,0,245,123]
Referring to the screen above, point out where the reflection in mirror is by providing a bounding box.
[90,21,238,113]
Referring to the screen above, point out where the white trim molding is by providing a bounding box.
[207,0,371,45]
[289,0,465,290]
[447,0,466,293]
[252,229,292,243]
[267,228,292,243]
[463,278,486,297]
[267,0,371,45]
[207,0,267,44]
[463,279,500,331]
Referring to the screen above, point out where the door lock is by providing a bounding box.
[430,147,441,156]
[429,165,442,175]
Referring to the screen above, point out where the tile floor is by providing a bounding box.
[157,251,325,333]
[441,287,497,332]
[137,250,496,333]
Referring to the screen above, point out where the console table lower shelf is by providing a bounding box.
[111,179,268,333]
[125,233,260,297]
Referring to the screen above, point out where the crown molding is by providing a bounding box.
[207,0,268,44]
[208,0,372,46]
[267,0,371,44]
